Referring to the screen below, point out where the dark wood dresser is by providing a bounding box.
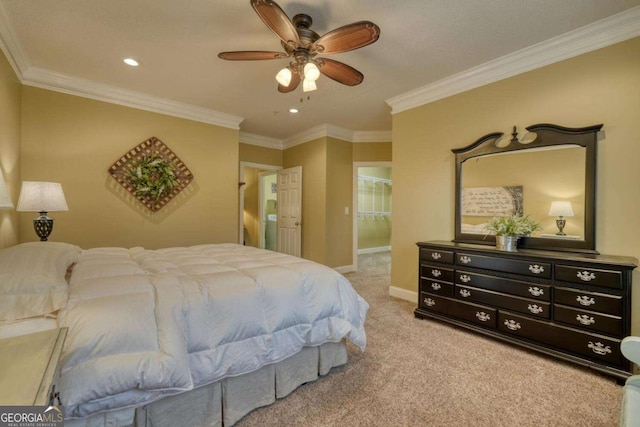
[415,240,637,380]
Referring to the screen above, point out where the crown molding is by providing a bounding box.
[21,67,244,129]
[386,6,640,114]
[282,125,392,149]
[239,132,284,150]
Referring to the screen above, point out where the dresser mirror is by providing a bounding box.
[453,123,602,253]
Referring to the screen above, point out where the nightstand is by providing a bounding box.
[0,328,67,405]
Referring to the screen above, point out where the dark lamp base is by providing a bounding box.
[33,212,54,242]
[555,217,567,236]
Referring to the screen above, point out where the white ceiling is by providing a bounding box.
[1,0,640,141]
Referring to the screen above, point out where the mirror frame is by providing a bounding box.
[452,123,602,253]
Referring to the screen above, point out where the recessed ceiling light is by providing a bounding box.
[123,58,139,67]
[289,108,299,114]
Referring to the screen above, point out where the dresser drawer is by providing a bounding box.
[420,293,496,328]
[420,264,454,283]
[554,287,622,316]
[420,278,454,297]
[555,265,622,289]
[498,311,622,366]
[554,304,623,337]
[455,285,550,319]
[420,248,454,264]
[456,252,551,279]
[455,271,550,302]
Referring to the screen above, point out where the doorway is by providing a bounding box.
[353,162,392,272]
[259,171,278,250]
[239,162,281,248]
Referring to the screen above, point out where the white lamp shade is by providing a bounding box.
[302,78,317,92]
[275,68,292,87]
[548,201,574,217]
[0,171,13,209]
[17,181,68,212]
[303,62,320,81]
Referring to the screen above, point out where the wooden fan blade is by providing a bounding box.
[312,21,380,54]
[251,0,301,48]
[278,70,301,93]
[316,58,364,86]
[218,51,288,60]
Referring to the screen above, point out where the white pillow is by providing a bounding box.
[0,242,82,321]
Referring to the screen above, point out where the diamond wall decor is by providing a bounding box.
[108,136,194,212]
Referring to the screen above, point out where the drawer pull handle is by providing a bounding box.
[576,295,596,306]
[527,304,544,315]
[424,297,436,307]
[588,341,612,356]
[577,314,596,326]
[459,256,472,264]
[577,271,597,282]
[459,289,471,298]
[528,264,545,274]
[431,282,442,291]
[476,311,491,322]
[528,286,544,297]
[431,252,442,260]
[459,274,472,283]
[504,319,521,331]
[431,269,442,277]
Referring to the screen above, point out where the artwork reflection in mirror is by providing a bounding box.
[460,145,585,240]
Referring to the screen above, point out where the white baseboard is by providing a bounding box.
[334,265,355,274]
[388,286,417,303]
[357,246,391,255]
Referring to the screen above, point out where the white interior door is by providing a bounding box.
[277,166,302,257]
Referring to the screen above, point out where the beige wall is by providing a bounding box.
[21,86,239,249]
[239,143,283,166]
[391,36,640,331]
[325,137,353,267]
[283,138,327,264]
[353,141,392,162]
[0,50,21,248]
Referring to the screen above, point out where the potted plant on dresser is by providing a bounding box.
[485,214,541,252]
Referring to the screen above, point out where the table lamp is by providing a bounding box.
[17,181,68,241]
[548,201,574,236]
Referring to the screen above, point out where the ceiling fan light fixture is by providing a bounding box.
[302,79,317,92]
[275,67,292,87]
[303,62,320,81]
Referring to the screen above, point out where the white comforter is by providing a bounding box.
[58,244,368,419]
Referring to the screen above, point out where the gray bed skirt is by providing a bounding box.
[65,341,348,427]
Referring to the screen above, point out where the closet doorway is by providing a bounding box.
[352,162,392,272]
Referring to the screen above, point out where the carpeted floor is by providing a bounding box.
[237,252,622,426]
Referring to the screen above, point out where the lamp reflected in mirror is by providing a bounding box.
[548,201,574,236]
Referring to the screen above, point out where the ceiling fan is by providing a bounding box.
[218,0,381,93]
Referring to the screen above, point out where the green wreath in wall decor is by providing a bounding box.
[108,136,194,212]
[126,156,178,201]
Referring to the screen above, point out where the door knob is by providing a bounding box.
[295,222,300,226]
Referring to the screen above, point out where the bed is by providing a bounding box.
[0,242,368,426]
